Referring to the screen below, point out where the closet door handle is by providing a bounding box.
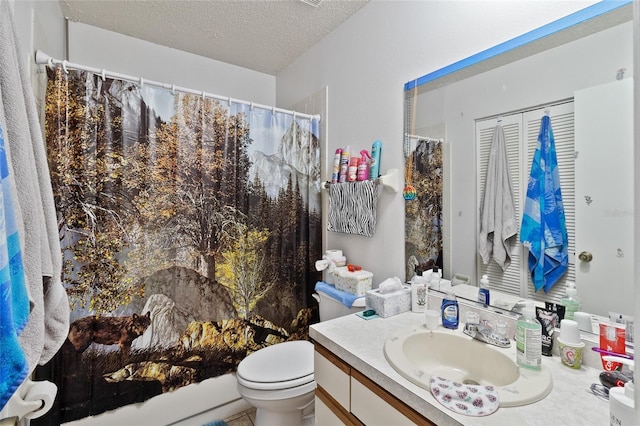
[578,251,593,262]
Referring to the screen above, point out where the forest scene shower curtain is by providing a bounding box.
[34,67,322,424]
[405,139,443,278]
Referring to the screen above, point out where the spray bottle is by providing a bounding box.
[357,150,371,181]
[370,140,382,180]
[338,146,350,183]
[331,148,342,184]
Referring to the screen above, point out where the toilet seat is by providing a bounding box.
[237,340,314,391]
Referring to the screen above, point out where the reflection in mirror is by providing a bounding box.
[404,1,634,329]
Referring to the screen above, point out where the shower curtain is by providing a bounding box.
[33,67,321,424]
[405,139,443,279]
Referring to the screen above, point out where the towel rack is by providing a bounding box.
[322,169,400,193]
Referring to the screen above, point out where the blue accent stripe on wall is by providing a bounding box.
[404,0,632,92]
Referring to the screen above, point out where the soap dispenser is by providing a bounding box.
[603,356,635,426]
[560,281,581,320]
[478,274,490,305]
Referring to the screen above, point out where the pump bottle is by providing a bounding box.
[560,281,581,320]
[516,301,542,371]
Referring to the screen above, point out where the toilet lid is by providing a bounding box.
[237,340,314,385]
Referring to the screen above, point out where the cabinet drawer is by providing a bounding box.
[314,345,350,410]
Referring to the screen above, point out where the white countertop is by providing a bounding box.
[309,310,609,426]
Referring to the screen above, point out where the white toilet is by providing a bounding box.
[236,289,365,426]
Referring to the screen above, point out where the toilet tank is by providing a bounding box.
[316,290,366,322]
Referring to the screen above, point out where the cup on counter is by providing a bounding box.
[425,310,439,330]
[558,319,585,369]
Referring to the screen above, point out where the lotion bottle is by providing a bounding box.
[603,356,635,426]
[478,274,490,305]
[516,301,542,371]
[410,275,427,313]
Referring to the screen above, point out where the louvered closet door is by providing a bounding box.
[476,103,575,303]
[522,103,575,305]
[476,114,524,297]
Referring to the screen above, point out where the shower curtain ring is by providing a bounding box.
[62,60,69,74]
[171,84,176,95]
[46,57,53,69]
[139,77,144,88]
[250,102,254,111]
[101,69,106,81]
[202,90,206,100]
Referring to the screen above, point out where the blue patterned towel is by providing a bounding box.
[315,281,360,308]
[0,124,29,411]
[519,115,568,292]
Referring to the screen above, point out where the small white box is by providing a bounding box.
[334,269,373,296]
[365,285,411,318]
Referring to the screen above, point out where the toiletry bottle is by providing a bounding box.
[370,140,382,180]
[560,281,581,320]
[430,266,441,291]
[357,150,371,181]
[516,301,542,371]
[603,356,635,426]
[331,148,342,184]
[338,146,350,183]
[347,156,358,182]
[441,290,459,329]
[478,274,490,305]
[411,275,427,313]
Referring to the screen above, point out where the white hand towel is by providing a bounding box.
[478,124,517,271]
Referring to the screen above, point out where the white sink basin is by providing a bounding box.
[384,325,553,407]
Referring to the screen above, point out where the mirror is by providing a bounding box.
[404,1,634,330]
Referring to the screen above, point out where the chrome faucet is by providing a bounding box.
[463,318,511,348]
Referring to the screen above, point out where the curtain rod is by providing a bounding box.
[405,134,443,143]
[34,50,321,121]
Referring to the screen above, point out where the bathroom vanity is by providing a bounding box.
[310,309,609,425]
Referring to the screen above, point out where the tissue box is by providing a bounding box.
[365,285,411,318]
[334,268,373,296]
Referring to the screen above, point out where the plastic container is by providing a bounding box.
[357,150,371,181]
[441,290,459,329]
[603,356,635,426]
[560,281,581,320]
[370,140,382,180]
[478,274,490,305]
[330,148,342,184]
[338,146,350,183]
[516,301,542,371]
[430,266,441,291]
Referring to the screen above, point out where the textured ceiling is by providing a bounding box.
[59,0,370,75]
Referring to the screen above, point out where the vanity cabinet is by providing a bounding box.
[314,343,434,426]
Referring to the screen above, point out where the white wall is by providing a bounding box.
[276,0,600,285]
[67,22,276,107]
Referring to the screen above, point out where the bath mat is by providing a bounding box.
[429,376,499,416]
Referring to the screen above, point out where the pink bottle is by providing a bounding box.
[357,150,371,181]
